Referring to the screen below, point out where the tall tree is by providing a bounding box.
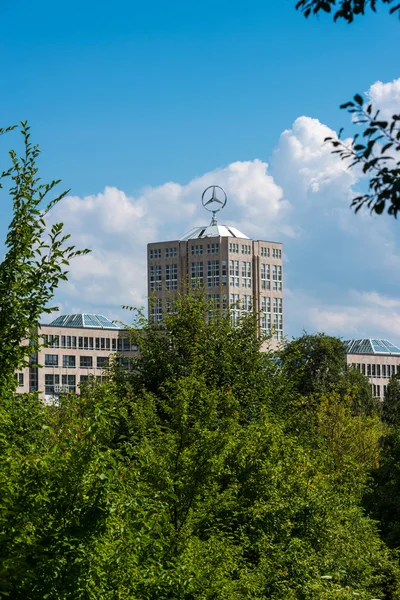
[0,122,88,399]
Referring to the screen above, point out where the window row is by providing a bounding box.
[352,363,400,378]
[229,260,252,288]
[190,243,220,256]
[42,335,135,351]
[149,247,178,260]
[261,264,282,291]
[44,374,113,395]
[149,248,162,259]
[45,354,112,369]
[260,296,283,341]
[150,264,178,291]
[260,247,282,259]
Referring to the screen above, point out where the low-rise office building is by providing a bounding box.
[345,338,400,399]
[15,313,137,402]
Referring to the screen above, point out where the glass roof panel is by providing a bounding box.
[346,338,400,355]
[48,313,120,329]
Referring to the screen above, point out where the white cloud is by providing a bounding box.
[47,77,400,344]
[48,160,290,322]
[367,77,400,119]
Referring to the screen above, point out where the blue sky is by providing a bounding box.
[1,0,399,339]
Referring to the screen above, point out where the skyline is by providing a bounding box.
[0,1,399,340]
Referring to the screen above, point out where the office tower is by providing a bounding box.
[147,185,283,344]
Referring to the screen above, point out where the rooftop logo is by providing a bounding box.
[201,185,227,224]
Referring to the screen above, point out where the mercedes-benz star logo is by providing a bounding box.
[201,185,227,214]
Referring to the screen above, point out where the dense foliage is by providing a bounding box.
[1,294,400,598]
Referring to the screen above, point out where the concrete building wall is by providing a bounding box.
[15,324,137,401]
[346,353,400,398]
[147,235,283,345]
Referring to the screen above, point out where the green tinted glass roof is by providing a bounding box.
[48,314,120,329]
[345,339,400,355]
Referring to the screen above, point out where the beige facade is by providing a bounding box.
[15,314,137,401]
[147,222,283,344]
[345,339,400,399]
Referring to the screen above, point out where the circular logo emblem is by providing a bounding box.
[201,185,227,213]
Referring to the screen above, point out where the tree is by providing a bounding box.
[1,295,399,598]
[0,122,89,400]
[383,374,400,425]
[280,332,347,397]
[293,1,400,217]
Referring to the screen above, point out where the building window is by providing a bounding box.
[372,364,376,377]
[221,260,227,285]
[273,297,283,340]
[230,293,240,325]
[241,244,251,255]
[149,248,161,260]
[272,265,282,291]
[14,373,24,387]
[47,335,59,348]
[261,264,270,290]
[261,247,270,258]
[191,262,203,287]
[241,261,251,288]
[384,385,387,396]
[150,265,162,291]
[45,354,58,367]
[62,374,76,392]
[207,242,219,254]
[272,248,282,259]
[373,384,381,398]
[191,244,203,256]
[165,247,178,258]
[229,260,239,287]
[241,295,252,312]
[150,298,163,323]
[229,242,239,254]
[45,373,59,395]
[261,296,271,335]
[165,263,178,290]
[112,338,117,351]
[97,357,109,369]
[80,356,93,368]
[367,364,371,376]
[377,364,381,377]
[63,355,76,369]
[362,363,366,375]
[207,260,220,287]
